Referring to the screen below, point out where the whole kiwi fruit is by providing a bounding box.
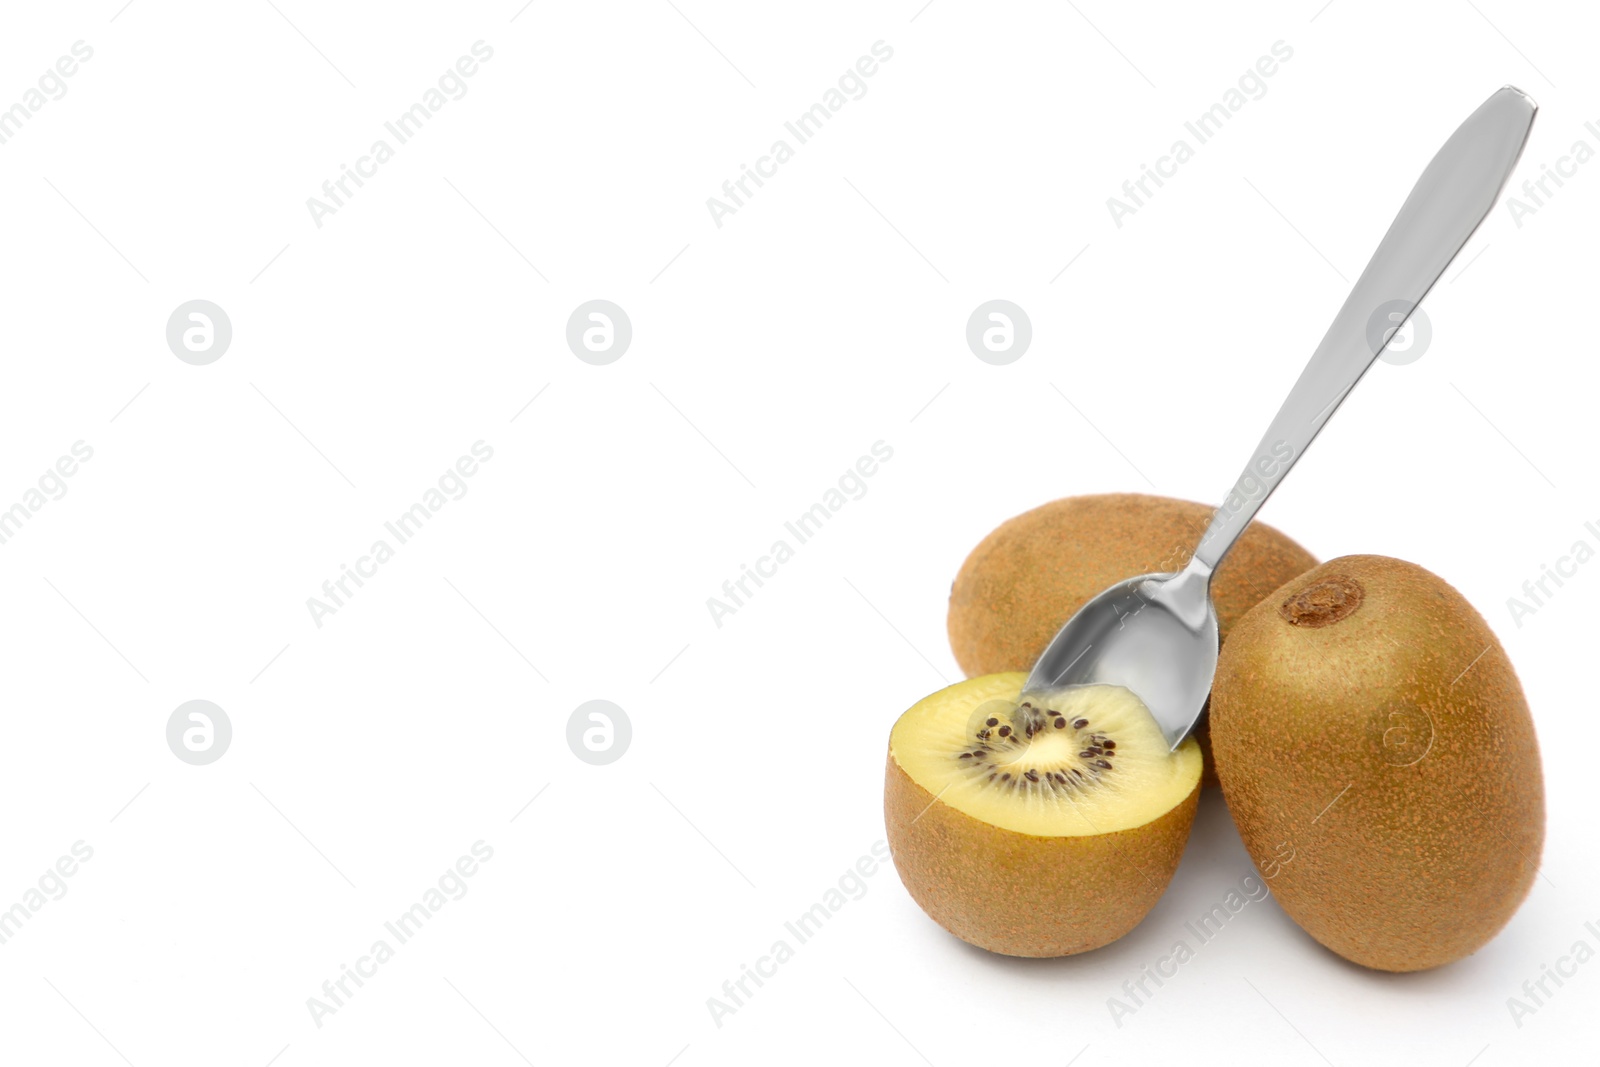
[1210,555,1545,972]
[947,494,1318,780]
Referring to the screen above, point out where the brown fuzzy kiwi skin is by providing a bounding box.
[1211,555,1545,973]
[884,753,1199,957]
[946,493,1318,786]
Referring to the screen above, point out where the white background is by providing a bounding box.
[0,1,1593,1064]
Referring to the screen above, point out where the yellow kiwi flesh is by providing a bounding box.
[1211,555,1545,972]
[886,673,1201,957]
[946,494,1317,783]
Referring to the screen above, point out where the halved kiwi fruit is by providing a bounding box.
[885,673,1201,957]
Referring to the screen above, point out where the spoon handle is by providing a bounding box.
[1191,87,1536,572]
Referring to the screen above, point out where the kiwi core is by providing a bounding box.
[889,674,1201,837]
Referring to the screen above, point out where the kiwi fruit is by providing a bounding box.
[946,493,1317,783]
[1211,555,1545,972]
[885,672,1202,957]
[948,494,1318,675]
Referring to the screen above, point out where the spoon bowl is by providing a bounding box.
[1025,563,1217,750]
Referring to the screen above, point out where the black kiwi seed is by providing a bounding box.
[1001,772,1012,782]
[1073,718,1089,729]
[1054,718,1067,728]
[959,752,972,759]
[1103,741,1116,750]
[1095,759,1112,769]
[1024,770,1039,782]
[998,726,1011,737]
[985,717,999,727]
[1079,750,1096,758]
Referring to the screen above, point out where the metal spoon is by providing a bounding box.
[1024,86,1537,749]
